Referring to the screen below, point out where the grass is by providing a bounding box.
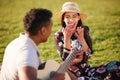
[0,0,120,67]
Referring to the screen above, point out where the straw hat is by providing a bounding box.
[57,2,87,21]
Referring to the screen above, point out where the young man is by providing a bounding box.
[0,8,65,80]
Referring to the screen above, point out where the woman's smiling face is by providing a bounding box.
[63,12,80,30]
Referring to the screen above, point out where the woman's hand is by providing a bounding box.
[62,27,74,40]
[62,27,75,49]
[75,27,84,41]
[75,27,89,52]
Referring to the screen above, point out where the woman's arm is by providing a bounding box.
[54,30,64,56]
[54,28,72,60]
[75,27,89,52]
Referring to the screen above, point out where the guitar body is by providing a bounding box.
[37,40,82,80]
[37,60,71,80]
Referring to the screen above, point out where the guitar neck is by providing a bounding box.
[57,48,78,73]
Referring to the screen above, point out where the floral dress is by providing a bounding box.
[54,26,120,80]
[77,61,120,80]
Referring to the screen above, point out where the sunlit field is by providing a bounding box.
[0,0,120,67]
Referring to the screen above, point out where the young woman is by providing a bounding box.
[54,1,92,78]
[54,2,120,80]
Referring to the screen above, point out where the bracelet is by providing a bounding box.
[85,47,92,57]
[63,49,70,53]
[63,47,71,54]
[64,47,71,51]
[78,77,84,80]
[49,71,54,79]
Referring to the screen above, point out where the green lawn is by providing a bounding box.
[0,0,120,67]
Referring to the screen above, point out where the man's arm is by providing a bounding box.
[18,66,37,80]
[18,66,66,80]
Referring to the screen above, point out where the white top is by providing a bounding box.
[0,33,41,80]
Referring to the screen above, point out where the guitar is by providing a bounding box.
[37,40,82,80]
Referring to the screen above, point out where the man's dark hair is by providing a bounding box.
[23,8,52,35]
